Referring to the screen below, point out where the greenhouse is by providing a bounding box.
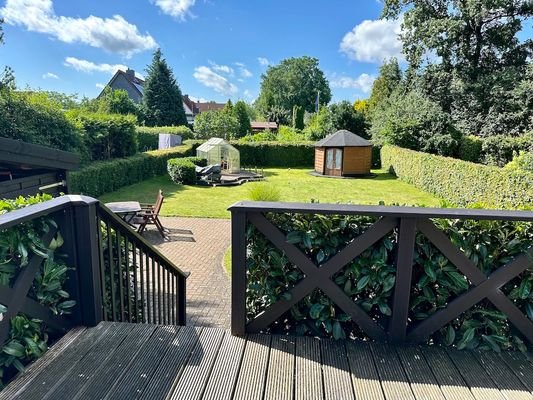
[196,138,240,173]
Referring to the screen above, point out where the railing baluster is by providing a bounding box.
[157,261,162,324]
[145,251,151,324]
[163,266,168,324]
[171,273,176,325]
[167,269,171,325]
[125,236,132,322]
[138,248,145,323]
[107,224,117,321]
[116,230,125,322]
[152,257,157,324]
[96,216,108,321]
[132,242,138,323]
[178,275,186,325]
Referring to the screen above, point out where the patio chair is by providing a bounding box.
[134,190,167,238]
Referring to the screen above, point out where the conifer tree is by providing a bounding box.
[142,49,187,126]
[233,100,252,137]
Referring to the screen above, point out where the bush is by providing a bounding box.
[233,142,315,167]
[0,194,76,386]
[136,126,194,151]
[69,145,194,197]
[505,151,533,172]
[245,211,532,351]
[66,111,137,161]
[458,135,483,162]
[167,158,196,184]
[381,145,533,209]
[0,90,85,155]
[481,133,533,167]
[247,182,281,201]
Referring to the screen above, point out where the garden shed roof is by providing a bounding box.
[315,130,371,147]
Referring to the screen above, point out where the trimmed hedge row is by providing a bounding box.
[69,145,194,197]
[381,145,533,209]
[233,142,314,167]
[167,157,206,185]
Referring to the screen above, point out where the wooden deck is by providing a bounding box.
[2,322,532,400]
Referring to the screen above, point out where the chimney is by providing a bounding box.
[125,68,135,80]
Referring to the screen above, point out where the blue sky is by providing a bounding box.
[2,0,527,104]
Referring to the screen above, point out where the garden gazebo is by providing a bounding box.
[314,129,372,176]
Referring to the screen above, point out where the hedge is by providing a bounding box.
[246,212,532,351]
[136,126,194,151]
[167,157,205,184]
[66,111,137,161]
[69,144,194,197]
[381,145,533,209]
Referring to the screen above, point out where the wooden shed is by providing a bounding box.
[314,130,372,176]
[0,137,80,199]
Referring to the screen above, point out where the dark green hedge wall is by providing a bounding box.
[233,142,315,167]
[69,145,194,197]
[381,145,533,209]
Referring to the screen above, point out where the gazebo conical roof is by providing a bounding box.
[315,130,371,147]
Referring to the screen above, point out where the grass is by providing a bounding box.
[99,168,440,219]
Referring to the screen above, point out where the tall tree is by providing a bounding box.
[367,58,402,113]
[233,100,252,137]
[142,49,187,127]
[382,0,533,135]
[257,56,332,114]
[329,101,368,137]
[0,18,15,91]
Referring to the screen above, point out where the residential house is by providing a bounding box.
[99,69,224,125]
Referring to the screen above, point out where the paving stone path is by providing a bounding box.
[144,217,231,329]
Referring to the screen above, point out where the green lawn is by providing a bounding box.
[99,168,440,218]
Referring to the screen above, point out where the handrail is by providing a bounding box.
[229,201,533,221]
[96,204,189,278]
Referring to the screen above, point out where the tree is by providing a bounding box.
[142,49,187,127]
[367,58,401,113]
[370,88,460,156]
[382,0,533,135]
[256,56,332,114]
[0,18,15,91]
[99,88,138,115]
[292,105,304,130]
[303,106,335,140]
[329,101,368,137]
[233,100,252,137]
[193,110,239,140]
[266,106,291,126]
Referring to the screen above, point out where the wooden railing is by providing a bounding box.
[0,195,187,338]
[229,201,533,345]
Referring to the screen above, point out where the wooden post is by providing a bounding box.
[72,201,103,326]
[231,210,247,336]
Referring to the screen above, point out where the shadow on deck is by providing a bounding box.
[2,322,532,400]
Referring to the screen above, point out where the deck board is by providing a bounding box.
[3,322,532,400]
[346,341,384,400]
[321,338,354,400]
[371,343,415,400]
[264,335,296,400]
[295,336,324,400]
[232,334,272,400]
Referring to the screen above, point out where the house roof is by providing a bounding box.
[251,121,278,129]
[195,102,225,113]
[315,130,372,147]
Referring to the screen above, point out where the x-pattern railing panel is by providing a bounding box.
[231,202,533,345]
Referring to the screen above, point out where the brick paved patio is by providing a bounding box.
[143,217,231,329]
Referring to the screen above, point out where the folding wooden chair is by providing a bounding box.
[134,190,167,238]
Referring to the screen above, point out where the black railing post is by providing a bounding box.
[231,209,247,335]
[178,275,186,325]
[72,200,104,326]
[389,217,417,344]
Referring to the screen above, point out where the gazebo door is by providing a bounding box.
[325,148,342,176]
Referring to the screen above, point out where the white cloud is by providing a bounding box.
[239,67,252,78]
[243,89,253,99]
[188,95,207,103]
[153,0,196,20]
[208,61,234,75]
[258,57,270,66]
[330,73,375,93]
[64,57,127,74]
[193,66,238,95]
[340,17,403,63]
[96,83,106,89]
[42,72,59,80]
[1,0,157,57]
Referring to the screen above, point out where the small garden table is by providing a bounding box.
[105,201,142,225]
